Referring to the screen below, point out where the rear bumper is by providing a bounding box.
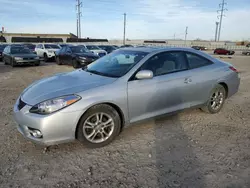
[227,74,240,98]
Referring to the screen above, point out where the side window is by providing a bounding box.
[3,46,8,53]
[60,47,66,53]
[37,44,41,49]
[186,53,213,69]
[141,51,188,76]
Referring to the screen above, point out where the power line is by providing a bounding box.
[76,0,82,38]
[217,0,227,41]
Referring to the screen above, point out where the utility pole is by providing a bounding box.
[184,26,188,45]
[123,13,126,45]
[215,22,219,41]
[217,0,227,41]
[76,0,82,38]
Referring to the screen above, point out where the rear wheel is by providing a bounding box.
[247,52,250,56]
[76,104,121,148]
[201,84,226,114]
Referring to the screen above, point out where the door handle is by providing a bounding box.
[184,78,192,84]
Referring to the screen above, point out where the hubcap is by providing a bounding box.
[210,89,224,111]
[83,113,114,143]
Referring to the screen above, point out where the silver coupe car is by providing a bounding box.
[13,47,240,148]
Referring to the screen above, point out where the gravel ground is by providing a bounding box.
[0,55,250,188]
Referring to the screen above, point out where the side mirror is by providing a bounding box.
[135,70,153,80]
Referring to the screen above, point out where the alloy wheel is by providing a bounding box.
[83,113,115,143]
[210,89,224,111]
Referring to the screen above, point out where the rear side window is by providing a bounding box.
[185,53,213,69]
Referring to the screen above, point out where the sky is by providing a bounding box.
[0,0,250,41]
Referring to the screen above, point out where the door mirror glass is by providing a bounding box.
[135,70,153,80]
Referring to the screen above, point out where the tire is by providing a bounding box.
[201,84,226,114]
[56,57,62,65]
[44,53,48,62]
[76,104,121,148]
[11,58,16,67]
[3,57,7,65]
[72,59,80,69]
[247,53,250,56]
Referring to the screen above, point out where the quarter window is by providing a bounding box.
[185,53,213,69]
[141,51,188,76]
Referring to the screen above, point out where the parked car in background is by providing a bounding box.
[242,50,250,56]
[112,45,119,49]
[191,46,207,51]
[23,44,36,54]
[56,45,99,68]
[85,45,107,57]
[2,45,40,67]
[246,44,250,48]
[58,44,70,48]
[13,47,240,148]
[35,44,60,61]
[98,45,117,54]
[120,44,134,48]
[0,44,8,61]
[214,48,235,55]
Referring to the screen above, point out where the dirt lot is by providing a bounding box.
[0,55,250,188]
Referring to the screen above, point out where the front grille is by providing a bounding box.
[23,57,34,60]
[18,98,26,110]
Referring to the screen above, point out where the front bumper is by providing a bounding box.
[15,59,40,65]
[13,98,81,145]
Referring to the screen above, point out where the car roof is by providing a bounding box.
[119,47,200,53]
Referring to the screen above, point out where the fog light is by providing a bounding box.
[28,128,43,138]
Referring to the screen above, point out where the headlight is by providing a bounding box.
[14,57,23,60]
[48,50,54,53]
[29,95,81,115]
[35,57,40,60]
[79,56,87,60]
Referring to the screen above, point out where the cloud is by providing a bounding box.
[1,0,250,40]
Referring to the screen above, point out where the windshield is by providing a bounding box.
[11,47,32,54]
[44,44,60,49]
[70,46,89,53]
[25,44,36,49]
[86,45,101,50]
[85,50,148,78]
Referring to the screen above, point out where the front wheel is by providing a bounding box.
[76,104,121,148]
[201,84,226,114]
[56,57,62,65]
[44,53,48,62]
[72,59,80,69]
[246,52,250,56]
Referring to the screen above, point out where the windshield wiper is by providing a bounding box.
[83,67,118,78]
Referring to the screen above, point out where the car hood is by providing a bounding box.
[75,53,99,58]
[90,50,106,54]
[46,49,60,52]
[12,54,37,58]
[21,69,117,105]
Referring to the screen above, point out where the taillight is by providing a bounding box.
[229,66,238,73]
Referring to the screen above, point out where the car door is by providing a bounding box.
[64,46,73,64]
[58,47,66,64]
[184,52,215,107]
[127,51,192,123]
